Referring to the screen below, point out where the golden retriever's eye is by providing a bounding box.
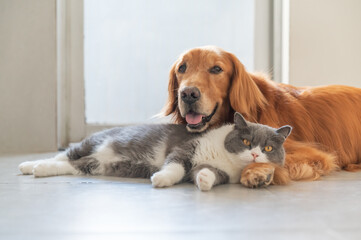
[178,64,187,73]
[209,65,223,74]
[265,146,273,152]
[243,139,251,146]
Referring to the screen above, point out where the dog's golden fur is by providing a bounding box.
[163,46,361,186]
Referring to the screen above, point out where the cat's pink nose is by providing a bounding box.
[251,153,259,159]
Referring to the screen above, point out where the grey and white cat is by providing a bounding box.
[19,113,292,191]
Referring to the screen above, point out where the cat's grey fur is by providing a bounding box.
[19,113,292,191]
[67,124,200,178]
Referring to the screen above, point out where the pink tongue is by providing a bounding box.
[186,113,204,125]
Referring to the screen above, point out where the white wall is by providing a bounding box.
[84,0,255,125]
[289,0,361,87]
[0,0,58,153]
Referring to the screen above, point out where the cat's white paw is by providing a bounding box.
[196,168,216,191]
[151,172,174,188]
[19,161,37,175]
[33,162,57,177]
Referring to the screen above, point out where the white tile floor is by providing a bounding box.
[1,152,361,240]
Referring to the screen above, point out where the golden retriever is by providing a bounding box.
[162,46,361,187]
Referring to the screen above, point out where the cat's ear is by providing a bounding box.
[276,125,292,139]
[234,112,248,128]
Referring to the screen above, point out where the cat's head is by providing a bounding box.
[225,112,292,167]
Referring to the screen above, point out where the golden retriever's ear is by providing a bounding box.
[163,63,178,116]
[158,63,184,123]
[228,52,267,122]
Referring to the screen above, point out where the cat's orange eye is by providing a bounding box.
[265,146,273,152]
[243,139,251,146]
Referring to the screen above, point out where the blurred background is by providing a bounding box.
[0,0,360,154]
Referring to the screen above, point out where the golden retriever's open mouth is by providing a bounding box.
[185,103,218,130]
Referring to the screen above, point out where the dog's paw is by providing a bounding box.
[151,172,174,188]
[195,168,216,191]
[33,162,56,178]
[241,165,274,188]
[19,161,38,175]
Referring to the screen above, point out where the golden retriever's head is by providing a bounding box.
[162,46,266,132]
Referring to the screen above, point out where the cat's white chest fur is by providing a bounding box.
[192,125,246,183]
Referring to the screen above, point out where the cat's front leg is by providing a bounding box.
[192,165,230,191]
[151,162,185,188]
[195,168,216,191]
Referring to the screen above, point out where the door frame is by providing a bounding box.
[57,0,85,149]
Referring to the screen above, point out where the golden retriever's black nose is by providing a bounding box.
[180,87,201,104]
